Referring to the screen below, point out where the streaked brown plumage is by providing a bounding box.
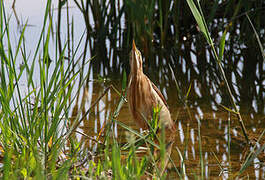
[127,40,176,133]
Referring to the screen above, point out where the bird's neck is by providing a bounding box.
[130,67,143,76]
[128,70,143,87]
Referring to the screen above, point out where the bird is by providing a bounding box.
[127,40,176,134]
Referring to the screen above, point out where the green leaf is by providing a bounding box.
[29,152,37,174]
[185,83,192,99]
[20,168,27,178]
[186,0,209,43]
[219,104,238,114]
[218,30,228,61]
[122,70,127,92]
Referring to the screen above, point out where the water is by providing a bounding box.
[74,80,264,179]
[3,0,265,178]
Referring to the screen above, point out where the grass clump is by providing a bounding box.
[0,0,83,178]
[0,2,167,178]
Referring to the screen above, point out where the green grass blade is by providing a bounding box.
[245,13,265,60]
[186,0,209,43]
[218,29,227,61]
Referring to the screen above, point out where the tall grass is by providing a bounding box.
[0,0,86,178]
[0,1,172,178]
[186,0,250,143]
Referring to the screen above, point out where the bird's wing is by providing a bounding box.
[150,81,169,109]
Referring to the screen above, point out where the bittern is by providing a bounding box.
[127,40,176,133]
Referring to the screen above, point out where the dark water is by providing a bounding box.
[5,0,265,178]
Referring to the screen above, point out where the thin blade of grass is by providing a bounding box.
[239,129,265,175]
[218,29,228,61]
[245,13,265,60]
[186,0,210,43]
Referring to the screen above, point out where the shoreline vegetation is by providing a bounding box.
[0,0,264,179]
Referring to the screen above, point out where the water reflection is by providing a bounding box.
[7,0,264,115]
[68,79,264,178]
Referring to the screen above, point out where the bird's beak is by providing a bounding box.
[132,40,136,51]
[130,40,142,73]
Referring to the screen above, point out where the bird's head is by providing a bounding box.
[130,40,143,74]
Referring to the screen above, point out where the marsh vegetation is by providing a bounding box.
[0,0,264,179]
